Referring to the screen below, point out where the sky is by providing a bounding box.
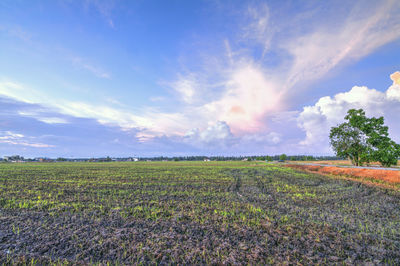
[1,0,400,158]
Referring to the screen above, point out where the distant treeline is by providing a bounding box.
[138,155,342,161]
[2,155,343,162]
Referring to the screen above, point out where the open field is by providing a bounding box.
[0,162,399,264]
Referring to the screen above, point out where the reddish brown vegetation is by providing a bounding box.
[286,164,400,184]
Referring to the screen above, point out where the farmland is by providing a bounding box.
[0,162,399,264]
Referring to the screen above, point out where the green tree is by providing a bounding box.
[364,116,400,167]
[330,109,400,167]
[279,154,287,161]
[329,121,369,166]
[265,156,273,162]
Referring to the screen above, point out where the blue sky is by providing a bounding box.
[1,0,400,157]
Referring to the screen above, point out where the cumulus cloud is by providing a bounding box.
[297,72,400,152]
[183,120,284,152]
[391,71,400,85]
[203,63,283,134]
[184,121,234,147]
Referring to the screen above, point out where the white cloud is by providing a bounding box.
[202,62,283,134]
[0,131,24,139]
[170,74,197,103]
[0,79,191,138]
[184,121,234,147]
[297,72,400,151]
[391,71,400,86]
[36,117,69,124]
[388,71,400,100]
[0,81,45,104]
[17,111,69,124]
[0,131,54,148]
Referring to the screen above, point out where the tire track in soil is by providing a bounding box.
[225,169,270,205]
[224,169,244,200]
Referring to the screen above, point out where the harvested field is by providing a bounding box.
[287,164,400,184]
[0,162,399,264]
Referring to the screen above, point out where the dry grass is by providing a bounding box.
[287,164,400,184]
[300,160,352,166]
[297,160,400,168]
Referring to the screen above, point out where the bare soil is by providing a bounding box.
[0,162,399,264]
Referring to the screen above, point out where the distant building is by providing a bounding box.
[204,158,210,162]
[133,158,139,162]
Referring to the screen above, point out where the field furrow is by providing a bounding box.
[0,162,399,264]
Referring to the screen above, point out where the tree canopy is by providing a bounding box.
[279,154,288,161]
[329,109,400,167]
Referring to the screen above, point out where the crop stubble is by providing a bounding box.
[0,162,399,264]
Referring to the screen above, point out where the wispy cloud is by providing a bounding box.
[0,79,189,139]
[1,25,32,42]
[17,111,69,124]
[0,80,44,104]
[71,57,111,79]
[0,131,54,148]
[241,3,272,57]
[283,0,400,90]
[84,0,116,28]
[170,74,197,104]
